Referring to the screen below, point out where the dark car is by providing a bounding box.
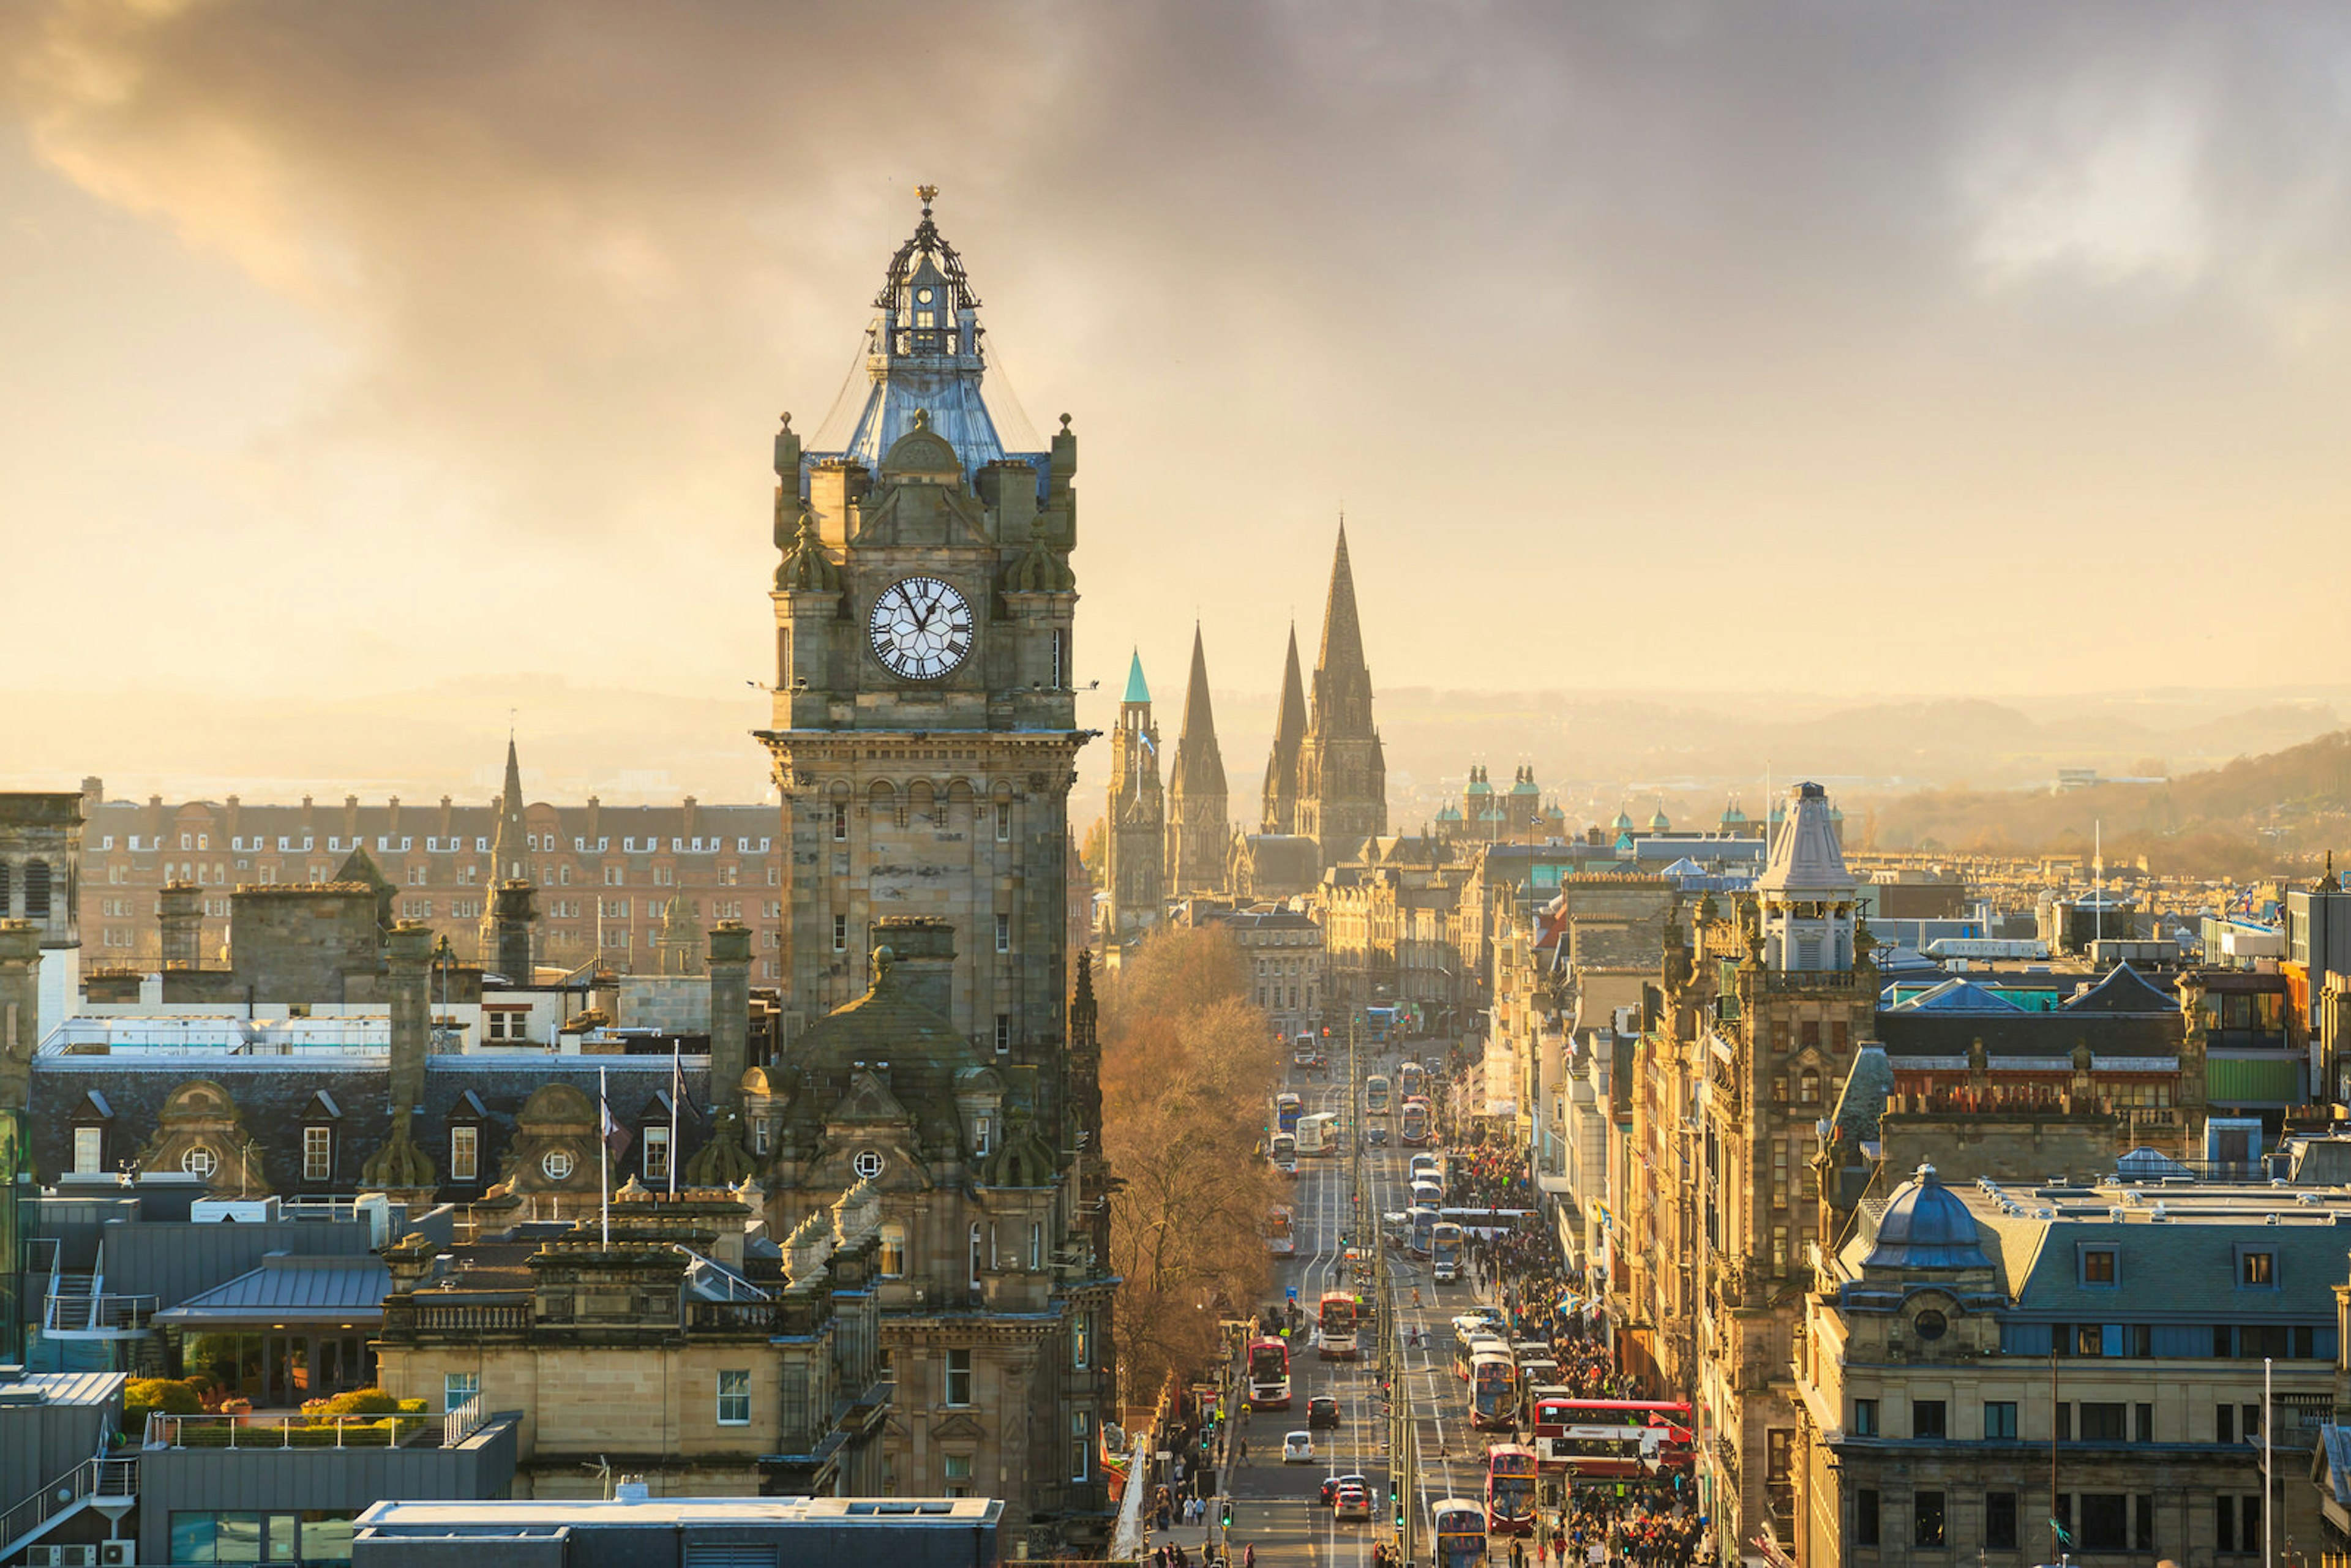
[1308,1395,1341,1430]
[1319,1471,1369,1507]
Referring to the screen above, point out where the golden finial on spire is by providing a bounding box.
[916,183,939,213]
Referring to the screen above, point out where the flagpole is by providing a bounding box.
[669,1040,681,1197]
[2094,820,2102,955]
[2265,1356,2273,1568]
[599,1063,611,1247]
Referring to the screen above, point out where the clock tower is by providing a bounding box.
[749,194,1114,1549]
[760,191,1083,1055]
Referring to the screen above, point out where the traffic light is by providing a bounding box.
[1221,1499,1234,1530]
[1393,1484,1404,1529]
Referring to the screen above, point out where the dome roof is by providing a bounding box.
[1865,1163,1991,1270]
[1648,803,1672,830]
[1611,806,1636,830]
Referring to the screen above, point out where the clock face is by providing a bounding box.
[869,576,974,681]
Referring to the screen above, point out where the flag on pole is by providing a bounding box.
[598,1065,613,1247]
[667,1041,681,1196]
[601,1097,632,1161]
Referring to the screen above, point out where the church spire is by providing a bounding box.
[1295,521,1386,866]
[1166,626,1229,895]
[1170,626,1227,797]
[1262,623,1307,835]
[490,735,527,884]
[1315,519,1369,692]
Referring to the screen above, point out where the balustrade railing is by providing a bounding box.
[145,1413,434,1450]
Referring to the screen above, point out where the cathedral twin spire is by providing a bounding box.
[1150,523,1387,891]
[1165,626,1229,894]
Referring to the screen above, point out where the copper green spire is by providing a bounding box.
[1122,648,1150,706]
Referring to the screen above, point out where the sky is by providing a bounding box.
[6,1,2351,801]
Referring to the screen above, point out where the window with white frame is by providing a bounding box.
[451,1125,479,1182]
[444,1371,479,1414]
[72,1126,103,1175]
[943,1452,972,1498]
[302,1126,332,1182]
[996,913,1010,953]
[643,1125,671,1184]
[716,1368,751,1425]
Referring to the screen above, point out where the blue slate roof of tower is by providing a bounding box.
[803,190,1049,493]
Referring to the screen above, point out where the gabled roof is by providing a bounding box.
[2061,963,2177,1015]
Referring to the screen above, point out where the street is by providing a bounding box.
[1168,1049,1494,1568]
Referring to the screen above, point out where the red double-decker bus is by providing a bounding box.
[1532,1397,1695,1478]
[1485,1444,1539,1535]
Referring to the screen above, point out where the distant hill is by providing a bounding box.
[1861,728,2351,879]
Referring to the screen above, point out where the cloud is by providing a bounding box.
[4,0,2351,718]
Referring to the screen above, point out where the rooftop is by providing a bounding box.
[356,1496,1001,1530]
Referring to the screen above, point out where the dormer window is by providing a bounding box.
[973,1117,992,1158]
[2082,1247,2118,1286]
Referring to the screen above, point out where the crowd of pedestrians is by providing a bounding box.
[1438,1112,1709,1565]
